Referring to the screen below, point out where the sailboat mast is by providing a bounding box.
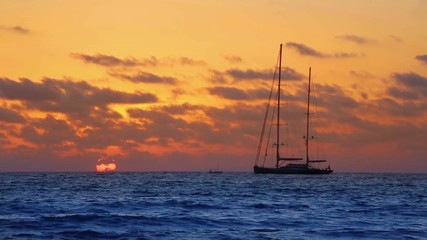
[276,44,283,168]
[305,67,312,166]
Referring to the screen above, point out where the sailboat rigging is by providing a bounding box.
[254,44,333,174]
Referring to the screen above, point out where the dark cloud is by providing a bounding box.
[334,52,359,58]
[208,87,249,100]
[311,83,359,111]
[0,107,26,123]
[76,121,147,149]
[128,102,265,146]
[127,108,198,143]
[0,77,158,115]
[286,42,326,58]
[224,55,243,63]
[20,115,77,145]
[142,56,205,67]
[350,70,375,79]
[286,42,359,59]
[336,34,376,45]
[415,55,427,64]
[208,69,230,84]
[307,80,427,150]
[0,25,30,34]
[92,88,157,104]
[177,57,206,66]
[71,53,205,68]
[204,104,264,125]
[159,103,202,115]
[374,97,426,117]
[131,56,159,66]
[389,35,403,43]
[226,68,272,80]
[110,71,177,84]
[387,87,419,101]
[207,86,269,101]
[226,67,305,81]
[391,72,427,98]
[70,53,140,67]
[0,78,61,101]
[282,67,306,80]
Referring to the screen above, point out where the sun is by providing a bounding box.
[96,156,117,172]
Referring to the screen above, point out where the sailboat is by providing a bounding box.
[209,163,223,174]
[253,44,333,174]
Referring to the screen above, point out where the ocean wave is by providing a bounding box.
[1,172,426,239]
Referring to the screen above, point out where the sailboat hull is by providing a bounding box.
[253,166,333,174]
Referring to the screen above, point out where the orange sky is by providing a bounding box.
[1,0,427,172]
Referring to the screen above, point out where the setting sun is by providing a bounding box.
[96,157,117,172]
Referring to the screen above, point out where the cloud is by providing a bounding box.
[0,25,30,34]
[2,70,427,173]
[415,55,427,64]
[208,87,249,100]
[226,68,272,80]
[336,34,376,45]
[300,82,427,149]
[207,69,230,84]
[0,107,26,123]
[0,77,159,151]
[127,102,266,147]
[387,87,419,101]
[334,52,359,58]
[2,76,427,172]
[226,67,305,81]
[389,35,403,43]
[204,104,264,124]
[177,57,206,66]
[20,115,77,145]
[159,103,202,115]
[127,108,200,142]
[281,67,306,80]
[0,78,61,101]
[391,72,427,98]
[286,42,327,58]
[139,56,160,66]
[224,55,243,63]
[374,97,427,117]
[110,71,177,84]
[111,71,177,84]
[207,86,269,100]
[286,42,359,59]
[71,53,206,68]
[70,53,140,67]
[0,77,158,116]
[350,70,375,79]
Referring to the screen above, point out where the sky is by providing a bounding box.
[1,0,427,172]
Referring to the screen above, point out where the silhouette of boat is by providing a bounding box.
[254,44,333,174]
[209,163,223,174]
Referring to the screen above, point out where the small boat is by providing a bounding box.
[254,44,333,174]
[209,163,223,174]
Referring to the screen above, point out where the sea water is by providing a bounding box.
[0,172,426,239]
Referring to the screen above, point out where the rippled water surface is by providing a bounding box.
[1,172,426,239]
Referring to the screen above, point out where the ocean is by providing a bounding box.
[1,172,426,239]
